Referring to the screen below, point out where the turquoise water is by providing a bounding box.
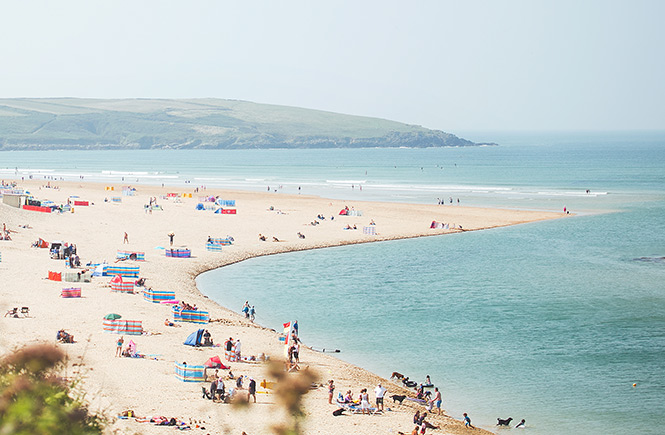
[3,133,665,433]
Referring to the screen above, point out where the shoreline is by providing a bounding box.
[0,178,565,434]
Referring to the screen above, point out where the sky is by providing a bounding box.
[1,0,664,132]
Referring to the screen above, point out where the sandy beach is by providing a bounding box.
[0,179,563,434]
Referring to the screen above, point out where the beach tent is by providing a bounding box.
[174,362,205,382]
[110,275,134,293]
[204,356,229,369]
[184,329,205,346]
[196,203,205,210]
[37,238,49,248]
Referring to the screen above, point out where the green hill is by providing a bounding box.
[0,98,494,150]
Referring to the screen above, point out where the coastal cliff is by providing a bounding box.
[0,98,495,150]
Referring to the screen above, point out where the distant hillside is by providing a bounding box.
[0,98,495,150]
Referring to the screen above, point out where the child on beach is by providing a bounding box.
[115,336,124,357]
[463,413,474,429]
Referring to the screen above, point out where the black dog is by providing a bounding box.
[391,394,406,404]
[497,417,513,426]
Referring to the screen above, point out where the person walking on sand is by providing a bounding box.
[123,232,129,244]
[328,380,335,404]
[115,336,124,357]
[168,232,174,246]
[463,413,475,429]
[248,378,256,403]
[433,387,442,415]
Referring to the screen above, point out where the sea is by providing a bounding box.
[2,131,664,434]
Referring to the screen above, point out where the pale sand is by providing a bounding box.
[0,180,564,434]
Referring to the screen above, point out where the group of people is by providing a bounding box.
[176,301,198,311]
[241,301,256,322]
[258,234,281,242]
[335,382,388,414]
[436,197,460,205]
[412,410,440,433]
[224,337,242,362]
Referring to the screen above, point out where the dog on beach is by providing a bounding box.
[391,371,405,380]
[497,417,513,426]
[390,394,406,404]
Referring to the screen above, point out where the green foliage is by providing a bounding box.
[0,344,104,435]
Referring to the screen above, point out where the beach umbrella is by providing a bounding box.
[104,313,122,320]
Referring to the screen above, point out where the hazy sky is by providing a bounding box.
[1,0,664,132]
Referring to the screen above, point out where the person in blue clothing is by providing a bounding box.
[249,306,256,322]
[242,301,250,318]
[463,413,475,429]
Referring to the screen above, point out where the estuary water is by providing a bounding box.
[3,132,665,434]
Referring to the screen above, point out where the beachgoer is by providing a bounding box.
[123,232,128,244]
[413,410,421,425]
[515,419,526,428]
[463,413,474,429]
[328,380,335,404]
[216,379,225,401]
[293,341,299,363]
[242,302,250,318]
[344,390,354,404]
[374,383,387,411]
[249,306,256,322]
[234,339,242,359]
[164,318,175,327]
[168,232,174,246]
[203,330,212,346]
[433,387,442,415]
[115,336,124,357]
[359,388,370,414]
[248,378,256,403]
